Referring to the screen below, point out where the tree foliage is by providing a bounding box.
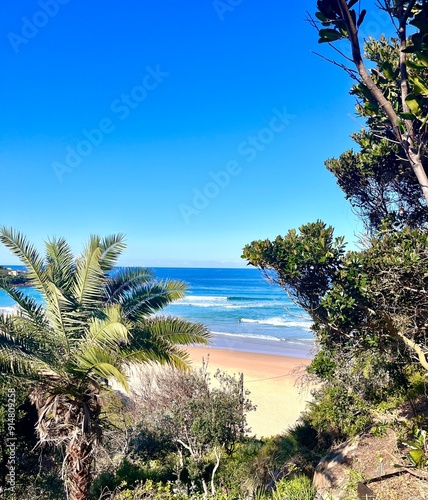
[243,223,428,376]
[0,229,209,500]
[311,0,428,224]
[130,363,255,496]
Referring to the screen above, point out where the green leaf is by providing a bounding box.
[411,76,428,96]
[380,61,396,81]
[399,112,416,120]
[409,448,425,467]
[402,45,419,53]
[357,9,366,27]
[415,52,428,68]
[405,94,422,115]
[406,59,427,70]
[319,28,343,42]
[315,11,328,22]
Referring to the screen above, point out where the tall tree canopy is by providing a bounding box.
[242,222,428,374]
[311,0,428,224]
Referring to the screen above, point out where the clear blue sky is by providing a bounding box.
[0,0,379,267]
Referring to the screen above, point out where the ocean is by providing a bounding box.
[0,267,314,358]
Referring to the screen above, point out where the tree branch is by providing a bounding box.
[381,312,428,371]
[337,0,402,139]
[397,2,415,141]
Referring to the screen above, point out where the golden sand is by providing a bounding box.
[187,346,312,438]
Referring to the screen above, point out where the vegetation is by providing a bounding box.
[312,0,428,210]
[0,229,209,500]
[90,366,322,499]
[242,0,428,497]
[1,2,428,499]
[0,266,29,286]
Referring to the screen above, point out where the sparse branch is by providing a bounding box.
[401,0,418,26]
[311,51,359,78]
[306,12,355,64]
[210,446,221,496]
[333,0,428,205]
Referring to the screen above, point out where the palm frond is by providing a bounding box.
[132,316,211,346]
[123,342,192,371]
[73,236,105,309]
[0,345,54,381]
[45,237,75,294]
[0,282,47,325]
[83,305,129,351]
[0,313,59,363]
[99,234,126,272]
[44,281,76,351]
[120,317,209,371]
[73,346,129,391]
[105,267,154,303]
[120,280,188,319]
[0,227,49,296]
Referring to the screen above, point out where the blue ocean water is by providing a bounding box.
[0,267,314,358]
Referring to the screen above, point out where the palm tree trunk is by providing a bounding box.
[65,439,92,500]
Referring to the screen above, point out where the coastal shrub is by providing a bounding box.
[102,480,189,499]
[126,365,255,495]
[246,421,323,488]
[91,458,177,499]
[307,350,336,381]
[306,385,372,443]
[272,475,316,500]
[215,438,265,496]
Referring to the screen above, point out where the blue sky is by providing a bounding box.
[0,0,383,267]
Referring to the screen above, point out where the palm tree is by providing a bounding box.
[0,228,210,500]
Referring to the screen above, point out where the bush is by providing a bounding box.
[306,385,372,443]
[215,439,264,497]
[272,475,316,500]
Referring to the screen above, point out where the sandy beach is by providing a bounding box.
[187,346,312,438]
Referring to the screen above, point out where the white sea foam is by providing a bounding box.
[0,306,18,316]
[172,295,273,309]
[175,295,226,303]
[184,295,228,302]
[240,317,313,329]
[173,295,232,308]
[212,331,281,342]
[211,331,313,345]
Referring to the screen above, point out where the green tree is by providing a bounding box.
[242,222,428,376]
[0,228,210,500]
[312,0,428,208]
[131,364,255,496]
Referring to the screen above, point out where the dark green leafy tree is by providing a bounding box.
[243,222,428,375]
[310,0,428,209]
[325,120,428,232]
[0,228,209,500]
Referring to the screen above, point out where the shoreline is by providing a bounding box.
[186,346,313,438]
[206,331,314,359]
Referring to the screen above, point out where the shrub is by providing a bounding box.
[306,385,372,443]
[272,475,316,500]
